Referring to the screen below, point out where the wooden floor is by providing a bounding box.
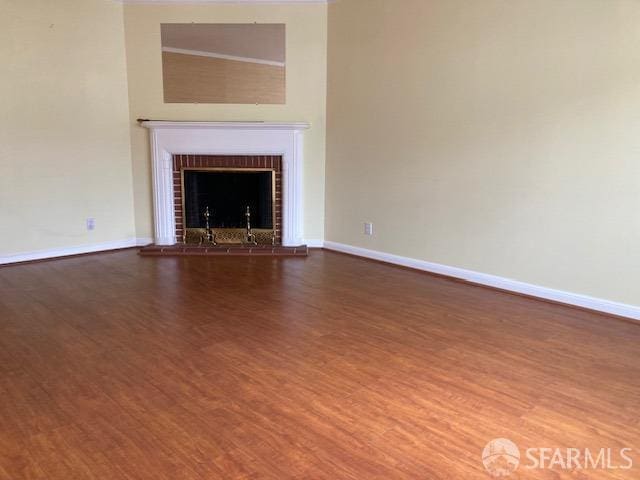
[0,249,638,479]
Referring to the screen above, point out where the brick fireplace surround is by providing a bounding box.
[173,155,282,244]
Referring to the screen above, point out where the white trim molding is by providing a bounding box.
[323,241,640,322]
[162,47,286,67]
[142,121,309,130]
[304,239,324,248]
[0,238,148,265]
[136,237,155,247]
[141,121,310,247]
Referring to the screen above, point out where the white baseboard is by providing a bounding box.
[5,236,637,321]
[304,239,325,248]
[136,237,154,247]
[0,238,149,265]
[323,241,640,322]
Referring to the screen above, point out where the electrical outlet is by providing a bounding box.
[86,218,96,231]
[364,222,373,236]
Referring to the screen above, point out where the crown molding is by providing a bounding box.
[121,0,330,5]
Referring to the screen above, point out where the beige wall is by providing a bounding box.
[0,0,135,256]
[124,4,327,243]
[326,0,640,306]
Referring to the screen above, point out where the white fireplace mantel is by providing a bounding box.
[141,121,310,247]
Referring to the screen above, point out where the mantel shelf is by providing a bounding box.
[140,121,310,131]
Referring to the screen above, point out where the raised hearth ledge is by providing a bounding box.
[141,121,310,247]
[139,244,309,257]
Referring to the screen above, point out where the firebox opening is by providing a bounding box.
[183,169,274,230]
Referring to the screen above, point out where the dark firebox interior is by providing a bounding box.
[184,170,273,229]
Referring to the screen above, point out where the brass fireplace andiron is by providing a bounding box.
[200,206,216,245]
[245,206,257,245]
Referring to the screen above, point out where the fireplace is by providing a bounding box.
[174,155,282,245]
[140,121,309,248]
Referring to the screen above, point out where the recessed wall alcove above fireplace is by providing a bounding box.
[140,121,309,249]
